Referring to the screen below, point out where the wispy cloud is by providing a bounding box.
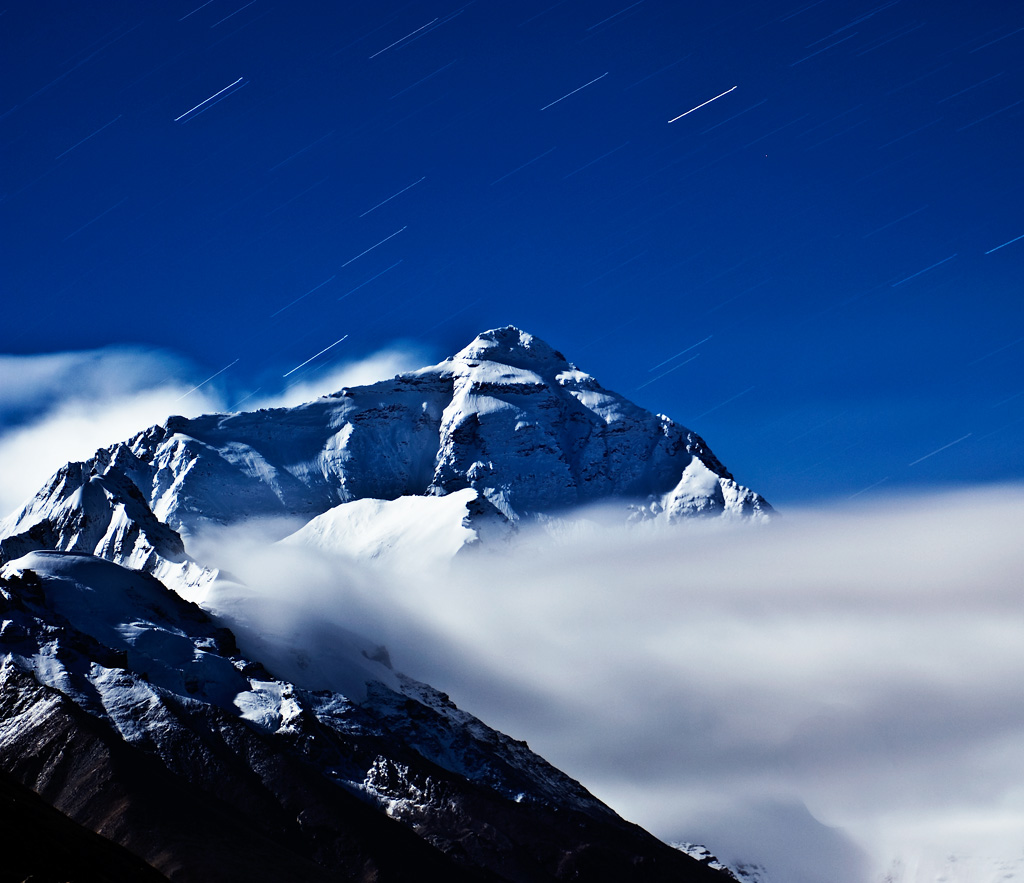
[0,348,221,514]
[0,343,429,515]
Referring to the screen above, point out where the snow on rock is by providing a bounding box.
[0,550,254,725]
[673,844,773,883]
[2,546,620,826]
[0,326,772,590]
[0,325,758,880]
[199,571,404,703]
[658,458,769,521]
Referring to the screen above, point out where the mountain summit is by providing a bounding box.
[0,326,771,587]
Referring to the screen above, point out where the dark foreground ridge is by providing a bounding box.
[0,768,169,883]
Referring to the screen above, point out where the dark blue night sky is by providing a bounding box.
[3,0,1022,506]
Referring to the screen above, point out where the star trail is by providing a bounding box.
[1,0,1021,505]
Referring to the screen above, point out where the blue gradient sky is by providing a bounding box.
[3,0,1022,506]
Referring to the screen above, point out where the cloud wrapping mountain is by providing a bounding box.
[5,327,1017,881]
[0,327,768,881]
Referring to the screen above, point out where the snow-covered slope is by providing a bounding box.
[280,486,513,570]
[674,844,773,883]
[0,327,771,586]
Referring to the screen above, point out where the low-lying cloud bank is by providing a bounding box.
[195,488,1024,883]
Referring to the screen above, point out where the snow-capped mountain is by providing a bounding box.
[0,327,769,880]
[0,326,770,588]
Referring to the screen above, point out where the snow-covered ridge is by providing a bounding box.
[0,326,771,585]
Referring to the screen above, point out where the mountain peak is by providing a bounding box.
[1,327,771,586]
[450,326,573,375]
